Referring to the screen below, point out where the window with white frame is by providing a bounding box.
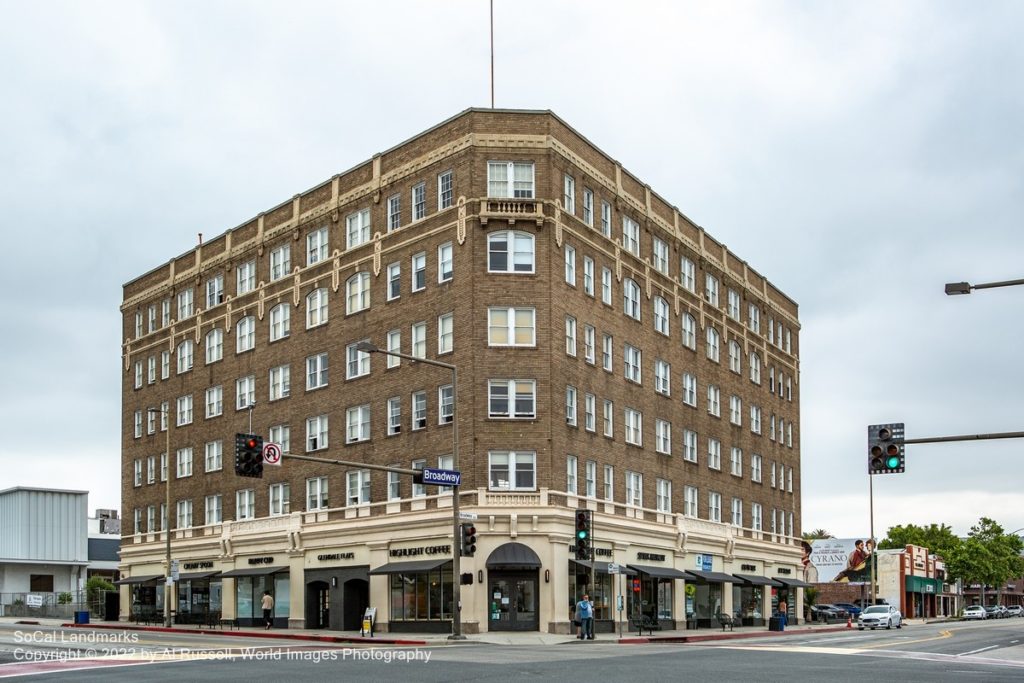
[584,325,596,364]
[176,340,194,374]
[412,391,426,430]
[235,376,254,410]
[147,305,156,333]
[584,393,595,432]
[788,467,793,492]
[625,407,643,446]
[346,272,370,314]
[731,498,743,527]
[307,352,329,389]
[269,365,290,401]
[626,471,643,507]
[439,384,454,424]
[147,456,155,485]
[205,440,223,472]
[306,288,328,328]
[206,274,224,309]
[603,464,614,500]
[655,419,671,455]
[412,460,426,497]
[437,312,453,354]
[160,401,168,431]
[727,289,741,320]
[176,499,193,528]
[269,304,290,342]
[769,367,776,394]
[387,194,401,231]
[307,226,329,265]
[206,329,223,364]
[388,469,401,501]
[386,329,400,368]
[584,460,597,497]
[306,414,328,451]
[133,410,142,437]
[600,200,612,238]
[750,352,761,384]
[564,244,576,286]
[708,437,721,470]
[748,303,761,333]
[563,174,575,215]
[601,267,612,305]
[566,454,577,493]
[307,476,329,510]
[622,216,640,256]
[652,238,669,275]
[236,316,255,353]
[770,414,776,440]
[487,307,535,346]
[438,242,453,283]
[387,262,401,301]
[487,379,536,418]
[346,342,369,380]
[623,278,641,320]
[269,482,290,515]
[411,252,426,291]
[771,461,777,488]
[161,298,171,326]
[147,408,156,433]
[656,478,672,513]
[583,257,594,296]
[752,503,762,531]
[487,161,534,198]
[582,188,593,226]
[624,344,641,383]
[602,334,613,371]
[729,341,741,373]
[205,495,222,525]
[730,395,742,425]
[751,405,762,434]
[682,313,696,350]
[387,396,401,435]
[346,208,371,249]
[565,385,577,426]
[682,373,697,407]
[683,429,697,462]
[134,362,143,389]
[347,470,371,506]
[270,243,291,281]
[236,261,256,296]
[684,486,698,517]
[706,326,720,362]
[707,384,720,416]
[653,296,669,335]
[786,329,792,354]
[680,257,695,292]
[236,489,255,521]
[786,377,793,402]
[176,394,193,425]
[487,230,534,273]
[708,492,722,522]
[411,322,426,358]
[438,170,453,209]
[751,453,762,483]
[177,287,194,320]
[730,447,743,476]
[346,405,370,443]
[565,316,577,356]
[705,273,719,306]
[488,451,536,490]
[603,399,613,437]
[768,317,775,344]
[134,460,142,487]
[161,454,169,484]
[411,182,426,221]
[787,422,793,447]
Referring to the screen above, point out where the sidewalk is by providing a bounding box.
[1,616,856,646]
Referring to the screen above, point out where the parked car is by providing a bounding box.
[996,605,1010,618]
[983,605,1002,619]
[818,604,850,619]
[833,602,862,617]
[858,604,902,630]
[1006,605,1023,617]
[963,605,988,620]
[809,605,841,622]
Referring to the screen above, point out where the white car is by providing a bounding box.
[1006,605,1023,617]
[858,604,903,630]
[963,605,988,620]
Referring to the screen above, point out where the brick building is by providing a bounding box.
[119,108,803,633]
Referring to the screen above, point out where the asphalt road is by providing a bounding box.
[1,620,1022,682]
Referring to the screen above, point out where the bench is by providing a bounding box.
[715,613,740,631]
[218,618,239,630]
[629,614,661,635]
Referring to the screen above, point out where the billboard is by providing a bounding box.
[803,538,875,584]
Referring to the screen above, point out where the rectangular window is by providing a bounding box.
[487,230,535,273]
[306,415,329,451]
[387,262,401,301]
[269,365,290,401]
[565,385,577,426]
[307,226,329,265]
[387,396,402,435]
[487,379,536,418]
[147,305,156,333]
[346,208,371,249]
[731,498,743,527]
[680,257,695,292]
[438,170,453,209]
[488,451,536,491]
[656,479,672,513]
[603,399,613,437]
[205,440,223,472]
[708,492,722,522]
[751,406,762,434]
[307,352,330,389]
[269,482,290,516]
[707,385,720,417]
[752,503,763,532]
[487,307,535,346]
[563,174,575,215]
[727,289,741,320]
[411,252,426,291]
[411,182,426,221]
[388,469,401,501]
[585,460,597,498]
[269,304,290,341]
[582,188,594,226]
[205,330,222,364]
[748,303,761,333]
[387,194,402,231]
[411,322,427,358]
[235,489,255,521]
[269,424,290,455]
[176,395,193,426]
[206,274,224,308]
[565,316,577,356]
[345,343,369,380]
[731,447,743,476]
[566,455,577,494]
[176,447,193,478]
[624,344,641,383]
[177,287,194,320]
[583,325,596,364]
[439,384,454,424]
[438,313,454,354]
[600,201,612,238]
[346,405,371,443]
[412,460,426,497]
[237,261,256,295]
[705,273,719,306]
[205,495,222,525]
[603,465,614,501]
[684,486,698,517]
[626,471,643,507]
[176,500,193,529]
[438,242,454,283]
[655,419,671,455]
[602,334,613,372]
[652,237,669,275]
[347,470,371,506]
[582,257,594,296]
[622,216,640,256]
[134,459,142,487]
[161,298,171,326]
[584,393,596,432]
[307,477,329,511]
[625,408,642,446]
[601,267,612,305]
[708,438,721,470]
[683,429,697,463]
[386,329,401,368]
[655,359,670,395]
[487,161,535,198]
[751,454,762,483]
[730,395,742,425]
[564,244,576,286]
[270,243,291,281]
[412,391,426,430]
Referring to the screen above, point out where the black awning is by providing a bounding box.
[628,564,692,580]
[178,571,221,581]
[774,577,812,588]
[687,570,737,583]
[369,559,450,575]
[486,542,541,569]
[571,560,637,576]
[220,566,289,578]
[732,573,783,587]
[114,574,163,585]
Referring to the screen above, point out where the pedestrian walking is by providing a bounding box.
[575,593,594,640]
[261,591,274,629]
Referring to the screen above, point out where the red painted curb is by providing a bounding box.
[60,622,427,646]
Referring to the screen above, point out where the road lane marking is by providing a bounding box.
[959,645,999,656]
[857,629,952,649]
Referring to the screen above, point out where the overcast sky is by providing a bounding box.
[2,1,1021,540]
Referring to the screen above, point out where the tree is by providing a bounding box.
[802,529,833,540]
[945,518,1024,605]
[879,523,961,558]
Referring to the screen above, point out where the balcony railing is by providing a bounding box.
[479,198,544,227]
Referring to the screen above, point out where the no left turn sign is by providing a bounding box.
[263,442,283,466]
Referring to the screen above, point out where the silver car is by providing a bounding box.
[858,604,903,630]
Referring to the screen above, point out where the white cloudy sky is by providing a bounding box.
[1,1,1021,539]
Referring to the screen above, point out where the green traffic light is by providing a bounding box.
[577,530,588,539]
[886,456,901,469]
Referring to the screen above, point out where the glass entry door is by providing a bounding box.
[488,572,538,631]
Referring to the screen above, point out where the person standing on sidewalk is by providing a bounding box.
[575,593,594,640]
[261,591,274,630]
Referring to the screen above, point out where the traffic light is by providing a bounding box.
[631,578,641,593]
[574,509,592,561]
[460,523,477,557]
[235,433,264,478]
[868,423,905,475]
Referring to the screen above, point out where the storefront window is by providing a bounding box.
[691,583,723,623]
[389,566,452,621]
[568,564,614,620]
[274,575,290,618]
[733,585,764,623]
[626,576,673,621]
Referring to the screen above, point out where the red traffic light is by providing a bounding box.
[246,438,258,450]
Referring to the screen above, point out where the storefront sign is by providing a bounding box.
[183,561,214,570]
[595,548,613,557]
[778,568,791,575]
[741,564,757,572]
[695,554,713,571]
[637,552,666,562]
[317,552,356,562]
[248,556,275,565]
[389,545,451,557]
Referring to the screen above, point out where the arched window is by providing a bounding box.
[346,272,370,314]
[269,304,290,342]
[749,351,761,384]
[706,326,720,362]
[729,340,742,373]
[306,288,328,328]
[653,296,669,335]
[487,230,535,273]
[236,316,255,353]
[682,313,696,350]
[176,340,193,373]
[623,278,641,320]
[205,328,223,364]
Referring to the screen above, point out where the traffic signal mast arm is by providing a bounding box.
[281,453,419,477]
[903,430,1024,445]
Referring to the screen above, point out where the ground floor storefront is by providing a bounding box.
[118,498,804,633]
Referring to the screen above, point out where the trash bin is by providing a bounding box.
[74,611,90,625]
[768,616,784,631]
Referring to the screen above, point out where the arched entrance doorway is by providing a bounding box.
[343,578,369,631]
[306,581,330,629]
[486,542,541,631]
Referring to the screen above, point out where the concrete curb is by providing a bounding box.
[617,625,851,645]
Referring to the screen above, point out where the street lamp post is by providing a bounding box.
[944,278,1024,296]
[354,341,465,640]
[147,406,173,628]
